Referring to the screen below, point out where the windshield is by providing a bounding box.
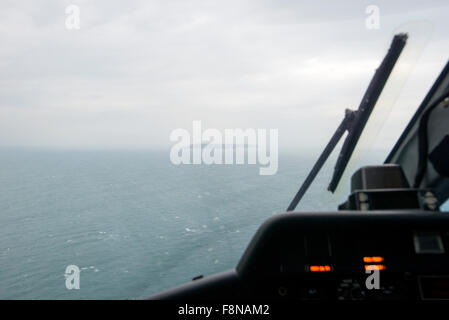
[1,1,448,299]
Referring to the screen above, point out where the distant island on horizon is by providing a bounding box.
[189,144,257,148]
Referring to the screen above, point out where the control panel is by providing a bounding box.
[149,211,449,300]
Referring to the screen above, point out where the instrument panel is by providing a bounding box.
[149,211,449,300]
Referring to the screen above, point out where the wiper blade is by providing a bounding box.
[287,33,408,211]
[328,33,408,192]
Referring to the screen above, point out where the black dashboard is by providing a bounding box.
[149,211,449,301]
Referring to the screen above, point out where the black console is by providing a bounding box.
[149,211,449,300]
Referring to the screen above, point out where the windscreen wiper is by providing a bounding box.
[287,33,408,212]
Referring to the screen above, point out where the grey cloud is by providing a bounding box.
[0,0,448,149]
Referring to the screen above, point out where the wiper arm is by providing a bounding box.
[287,33,408,212]
[328,33,408,192]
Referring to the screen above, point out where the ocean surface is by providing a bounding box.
[0,147,373,299]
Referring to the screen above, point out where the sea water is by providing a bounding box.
[0,147,358,299]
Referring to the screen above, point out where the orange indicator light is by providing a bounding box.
[364,264,386,271]
[309,265,332,272]
[363,256,384,263]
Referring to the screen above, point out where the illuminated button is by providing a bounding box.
[309,265,332,272]
[363,256,384,263]
[364,264,386,271]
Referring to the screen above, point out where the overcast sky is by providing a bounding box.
[0,0,448,151]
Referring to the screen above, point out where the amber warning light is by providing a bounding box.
[363,256,386,271]
[363,256,384,263]
[309,265,332,272]
[365,264,386,271]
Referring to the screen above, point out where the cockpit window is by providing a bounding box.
[0,1,448,299]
